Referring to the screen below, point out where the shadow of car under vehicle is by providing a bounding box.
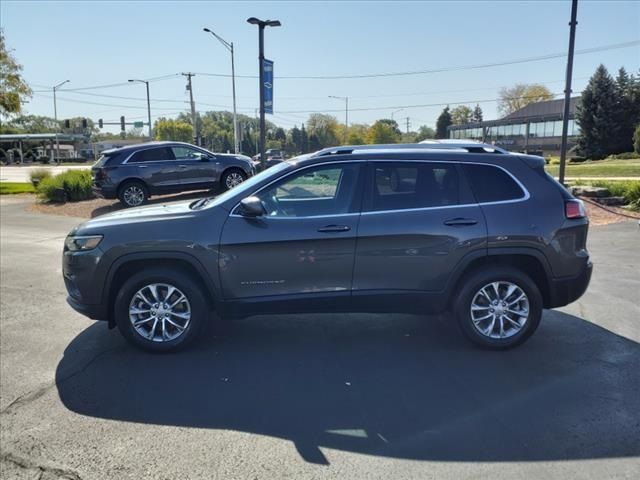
[55,310,639,465]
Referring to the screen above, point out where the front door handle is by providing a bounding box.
[317,225,351,233]
[443,217,478,226]
[178,164,188,169]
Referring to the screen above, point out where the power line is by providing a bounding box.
[196,40,639,80]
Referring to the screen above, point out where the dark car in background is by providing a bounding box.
[91,141,254,207]
[252,148,285,172]
[64,142,592,352]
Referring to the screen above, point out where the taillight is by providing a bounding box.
[565,199,586,219]
[96,168,107,180]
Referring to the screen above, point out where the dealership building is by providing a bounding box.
[448,97,581,155]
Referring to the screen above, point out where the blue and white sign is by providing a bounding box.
[262,58,274,114]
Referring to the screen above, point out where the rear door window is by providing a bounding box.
[129,147,175,163]
[462,164,525,203]
[367,162,460,211]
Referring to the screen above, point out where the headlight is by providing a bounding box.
[65,235,103,252]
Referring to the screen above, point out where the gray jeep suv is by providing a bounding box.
[64,143,592,352]
[92,141,254,207]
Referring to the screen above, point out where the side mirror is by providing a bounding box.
[237,196,264,217]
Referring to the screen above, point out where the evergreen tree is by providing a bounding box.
[612,67,635,153]
[300,124,309,153]
[472,104,484,123]
[576,65,619,159]
[436,106,452,139]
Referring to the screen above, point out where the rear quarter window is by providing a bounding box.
[463,164,525,203]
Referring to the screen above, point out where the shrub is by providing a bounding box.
[583,180,640,210]
[29,168,52,186]
[37,169,94,202]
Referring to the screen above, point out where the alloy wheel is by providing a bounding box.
[128,283,191,342]
[225,172,245,189]
[123,185,144,206]
[470,281,529,339]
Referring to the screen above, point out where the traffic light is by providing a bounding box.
[82,118,88,129]
[64,119,70,129]
[120,116,125,131]
[98,119,103,129]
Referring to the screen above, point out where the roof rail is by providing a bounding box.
[314,142,509,157]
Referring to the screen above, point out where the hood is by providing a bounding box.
[72,200,201,234]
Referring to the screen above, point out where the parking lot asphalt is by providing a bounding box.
[1,197,639,480]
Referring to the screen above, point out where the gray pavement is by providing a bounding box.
[1,197,639,479]
[0,165,91,183]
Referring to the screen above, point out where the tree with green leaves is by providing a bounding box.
[451,105,473,125]
[0,31,32,119]
[472,104,483,122]
[154,118,193,142]
[416,125,436,142]
[576,64,619,159]
[306,113,340,148]
[634,124,640,154]
[436,107,452,139]
[367,119,401,144]
[497,83,554,116]
[612,67,640,153]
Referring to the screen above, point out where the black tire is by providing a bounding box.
[118,180,148,208]
[114,267,208,352]
[454,266,542,349]
[221,168,247,191]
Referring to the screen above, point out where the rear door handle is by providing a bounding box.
[317,225,351,233]
[443,217,478,226]
[178,165,188,169]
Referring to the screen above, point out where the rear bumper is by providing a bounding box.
[92,184,117,199]
[547,261,593,308]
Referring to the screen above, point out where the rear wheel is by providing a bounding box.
[455,267,542,349]
[221,168,247,191]
[118,181,148,207]
[114,268,208,352]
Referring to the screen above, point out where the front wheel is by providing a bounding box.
[454,267,542,349]
[221,169,247,191]
[114,268,208,352]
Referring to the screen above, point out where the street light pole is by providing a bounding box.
[247,17,281,168]
[329,95,349,144]
[559,0,578,185]
[391,108,403,121]
[128,79,152,139]
[52,79,70,164]
[203,28,238,154]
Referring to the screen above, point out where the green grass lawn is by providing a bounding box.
[545,158,640,178]
[0,182,36,195]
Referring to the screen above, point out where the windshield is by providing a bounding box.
[192,161,291,210]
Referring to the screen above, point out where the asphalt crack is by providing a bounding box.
[0,345,123,417]
[1,450,82,480]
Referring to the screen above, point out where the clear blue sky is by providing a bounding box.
[2,0,639,133]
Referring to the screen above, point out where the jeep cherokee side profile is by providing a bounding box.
[63,142,592,352]
[91,141,254,207]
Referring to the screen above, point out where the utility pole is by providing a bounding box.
[405,117,411,134]
[52,80,70,164]
[559,0,578,185]
[182,73,197,145]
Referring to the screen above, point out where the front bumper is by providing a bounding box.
[66,295,108,321]
[548,260,593,308]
